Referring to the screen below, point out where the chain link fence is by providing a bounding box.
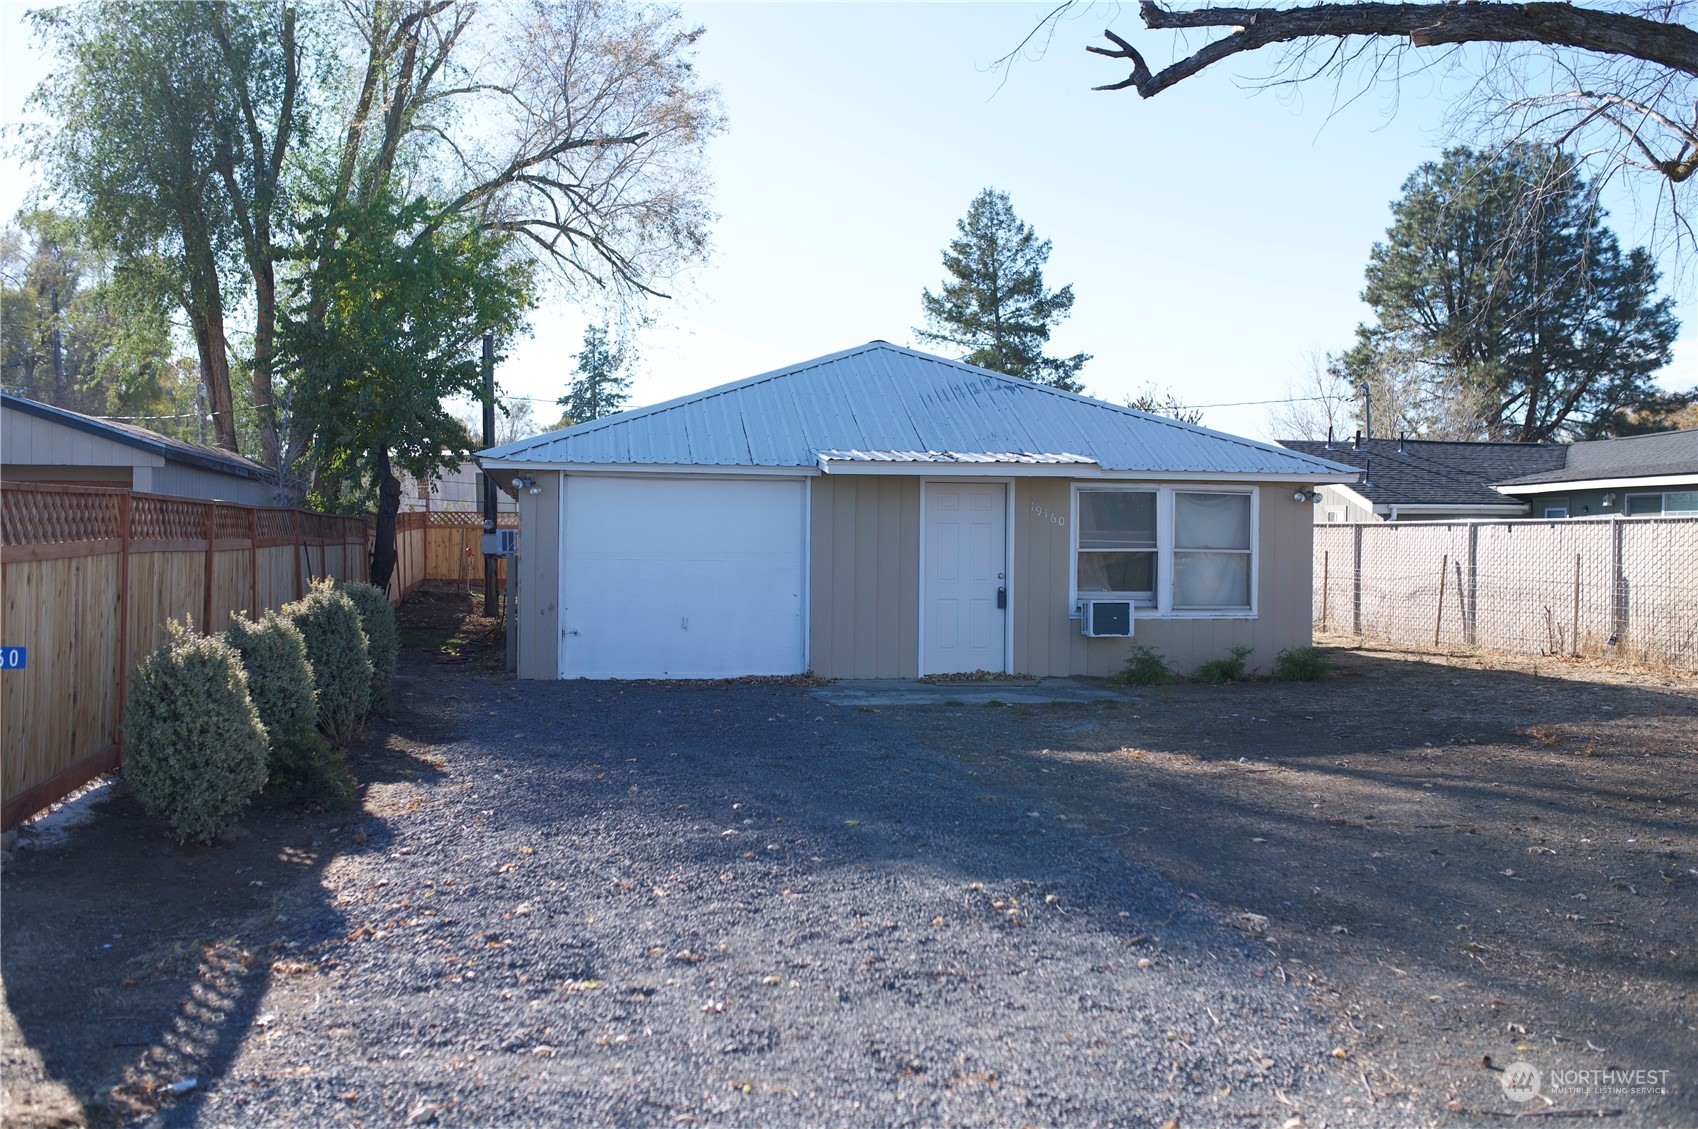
[1314,515,1698,670]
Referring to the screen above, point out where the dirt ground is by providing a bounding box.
[0,586,494,1128]
[897,647,1698,1121]
[2,586,1694,1126]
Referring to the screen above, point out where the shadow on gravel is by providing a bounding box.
[0,661,473,1129]
[884,652,1698,1116]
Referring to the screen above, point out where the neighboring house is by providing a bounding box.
[1,392,279,506]
[1491,427,1698,518]
[401,460,516,514]
[1278,435,1568,523]
[480,342,1356,681]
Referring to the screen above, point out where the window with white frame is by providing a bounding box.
[1626,490,1697,516]
[1073,486,1256,614]
[1173,492,1253,609]
[1076,489,1157,602]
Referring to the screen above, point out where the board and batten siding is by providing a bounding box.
[516,471,563,680]
[1013,479,1315,676]
[808,475,920,679]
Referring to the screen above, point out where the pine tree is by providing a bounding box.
[1343,145,1680,441]
[558,324,632,424]
[917,189,1090,392]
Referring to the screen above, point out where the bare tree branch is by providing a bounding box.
[1093,2,1698,100]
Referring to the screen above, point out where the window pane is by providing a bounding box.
[1078,551,1154,594]
[1174,551,1249,608]
[1078,491,1157,550]
[1665,491,1698,512]
[1175,492,1251,550]
[1626,493,1663,516]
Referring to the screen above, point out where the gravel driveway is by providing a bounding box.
[177,675,1352,1128]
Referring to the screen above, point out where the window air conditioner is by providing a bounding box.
[1080,599,1134,638]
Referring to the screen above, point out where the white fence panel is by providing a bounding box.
[1314,515,1698,669]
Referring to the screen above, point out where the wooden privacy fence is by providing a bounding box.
[1314,514,1698,669]
[1,486,522,828]
[1,483,370,828]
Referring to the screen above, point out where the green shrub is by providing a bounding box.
[283,578,371,748]
[1273,645,1331,682]
[225,611,354,802]
[123,622,269,844]
[1194,645,1253,684]
[1116,644,1173,685]
[343,581,398,714]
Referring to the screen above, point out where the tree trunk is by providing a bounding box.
[180,214,239,452]
[370,446,402,592]
[251,262,281,470]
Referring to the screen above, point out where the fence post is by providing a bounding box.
[1466,522,1479,646]
[203,502,217,634]
[248,508,259,617]
[295,510,306,597]
[1351,523,1364,635]
[1611,516,1627,644]
[1571,553,1581,657]
[115,492,131,765]
[1434,553,1448,648]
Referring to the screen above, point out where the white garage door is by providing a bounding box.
[560,475,806,679]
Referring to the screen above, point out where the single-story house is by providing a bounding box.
[2,392,279,506]
[479,343,1356,681]
[401,460,516,514]
[1490,427,1698,517]
[1277,434,1566,522]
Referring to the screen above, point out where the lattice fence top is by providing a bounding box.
[426,510,518,528]
[0,487,121,545]
[215,505,251,540]
[256,509,297,540]
[131,496,207,543]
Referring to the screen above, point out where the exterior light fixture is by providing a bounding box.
[1292,489,1323,504]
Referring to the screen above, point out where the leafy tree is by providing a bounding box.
[280,192,533,590]
[558,325,633,424]
[28,2,252,451]
[1125,384,1204,424]
[1340,145,1678,442]
[0,210,196,435]
[917,189,1090,392]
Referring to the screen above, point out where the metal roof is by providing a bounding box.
[2,392,272,482]
[482,342,1358,478]
[816,449,1097,465]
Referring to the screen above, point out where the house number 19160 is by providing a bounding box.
[1030,503,1066,527]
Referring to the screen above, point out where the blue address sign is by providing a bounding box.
[2,647,26,669]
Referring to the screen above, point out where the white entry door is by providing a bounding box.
[559,475,806,679]
[923,482,1007,674]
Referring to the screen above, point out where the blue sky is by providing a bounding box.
[4,2,1691,440]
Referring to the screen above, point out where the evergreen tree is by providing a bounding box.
[1343,145,1680,442]
[917,189,1089,392]
[558,324,632,423]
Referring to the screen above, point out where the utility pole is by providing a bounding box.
[481,330,499,617]
[1359,381,1373,440]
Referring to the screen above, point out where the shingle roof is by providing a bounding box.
[1493,428,1698,486]
[2,392,271,482]
[1278,437,1566,508]
[483,343,1356,478]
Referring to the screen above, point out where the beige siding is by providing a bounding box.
[1012,479,1315,677]
[808,475,919,678]
[515,471,562,679]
